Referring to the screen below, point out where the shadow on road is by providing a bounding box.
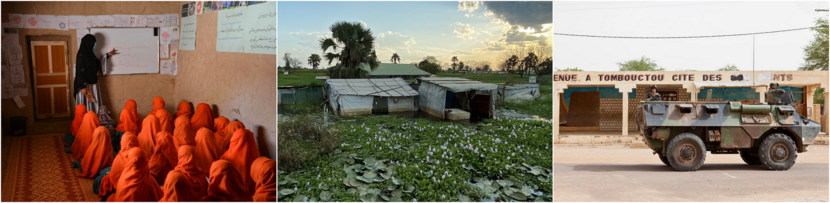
[571,163,771,172]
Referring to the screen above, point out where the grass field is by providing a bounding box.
[278,69,328,86]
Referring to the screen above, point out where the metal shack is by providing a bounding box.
[326,78,419,116]
[497,83,541,103]
[418,77,498,120]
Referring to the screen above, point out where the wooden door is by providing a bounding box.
[31,41,70,119]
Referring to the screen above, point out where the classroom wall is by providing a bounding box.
[175,9,277,159]
[1,1,180,133]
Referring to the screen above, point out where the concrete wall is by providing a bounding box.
[174,10,276,159]
[1,1,180,133]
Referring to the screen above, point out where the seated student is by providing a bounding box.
[251,157,276,202]
[150,132,178,184]
[110,148,163,202]
[219,121,246,155]
[160,145,208,201]
[149,96,165,116]
[194,128,220,177]
[221,129,260,196]
[212,116,230,147]
[71,111,101,160]
[191,103,215,131]
[156,108,174,134]
[172,116,196,150]
[115,100,141,135]
[66,104,88,147]
[137,115,161,157]
[201,160,252,201]
[78,126,114,178]
[99,132,139,197]
[175,101,193,119]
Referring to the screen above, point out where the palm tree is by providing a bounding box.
[320,21,379,79]
[390,53,401,64]
[308,54,322,73]
[451,56,459,72]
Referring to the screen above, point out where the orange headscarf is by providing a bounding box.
[220,121,246,155]
[155,109,174,134]
[99,132,139,197]
[213,116,230,146]
[109,148,163,202]
[78,126,113,178]
[116,99,141,133]
[194,128,220,176]
[137,115,161,158]
[159,170,196,202]
[71,104,87,136]
[201,160,252,201]
[221,129,260,196]
[172,116,196,150]
[190,103,215,131]
[165,145,209,201]
[149,96,165,116]
[72,111,100,159]
[149,132,178,185]
[251,157,276,202]
[175,101,193,119]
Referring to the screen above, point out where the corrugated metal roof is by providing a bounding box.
[327,78,419,97]
[359,63,431,76]
[420,77,498,92]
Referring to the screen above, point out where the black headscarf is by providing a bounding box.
[73,34,101,96]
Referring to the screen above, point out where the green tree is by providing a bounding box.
[815,87,825,108]
[458,61,465,74]
[390,53,401,64]
[718,64,739,71]
[800,17,828,71]
[320,21,379,78]
[451,56,459,73]
[417,56,441,74]
[555,67,583,71]
[282,53,293,71]
[519,52,539,78]
[482,64,491,72]
[307,54,322,73]
[502,55,520,74]
[617,56,664,71]
[537,57,552,75]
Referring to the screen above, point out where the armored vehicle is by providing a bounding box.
[636,92,821,171]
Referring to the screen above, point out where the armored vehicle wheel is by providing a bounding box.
[759,133,797,170]
[739,149,762,165]
[657,152,671,166]
[666,133,706,171]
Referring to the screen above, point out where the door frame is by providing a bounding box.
[27,35,72,120]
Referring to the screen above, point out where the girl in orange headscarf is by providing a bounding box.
[149,96,165,116]
[109,148,163,202]
[194,128,220,177]
[98,132,139,197]
[190,103,215,131]
[221,129,260,196]
[251,157,276,202]
[175,101,193,119]
[212,116,230,147]
[72,111,100,160]
[155,109,174,133]
[67,104,88,146]
[172,116,196,150]
[79,126,114,178]
[201,160,252,201]
[149,132,178,184]
[115,99,141,134]
[161,146,208,201]
[137,115,161,157]
[220,121,245,155]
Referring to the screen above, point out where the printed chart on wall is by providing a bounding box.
[216,1,275,54]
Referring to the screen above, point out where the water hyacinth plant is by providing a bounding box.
[278,116,552,202]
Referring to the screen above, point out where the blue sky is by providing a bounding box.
[278,1,553,69]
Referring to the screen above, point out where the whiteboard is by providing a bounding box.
[90,28,159,75]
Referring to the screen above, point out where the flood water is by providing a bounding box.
[278,104,488,126]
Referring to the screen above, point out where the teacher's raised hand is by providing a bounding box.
[107,49,119,56]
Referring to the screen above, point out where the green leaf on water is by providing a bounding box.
[381,195,390,201]
[292,194,307,202]
[280,189,294,196]
[393,145,401,149]
[390,196,403,202]
[320,191,331,201]
[354,144,362,149]
[309,197,319,202]
[459,194,472,202]
[393,179,402,185]
[403,184,415,193]
[521,187,532,196]
[319,183,329,190]
[364,158,377,166]
[387,185,398,190]
[391,189,403,197]
[363,171,377,179]
[497,179,514,188]
[346,188,357,195]
[509,191,527,201]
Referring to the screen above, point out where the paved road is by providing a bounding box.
[554,146,829,202]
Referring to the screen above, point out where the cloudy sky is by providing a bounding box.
[278,1,552,69]
[554,1,829,71]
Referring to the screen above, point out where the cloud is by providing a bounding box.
[483,10,494,17]
[480,39,510,51]
[481,1,552,31]
[452,50,472,55]
[481,31,494,36]
[375,31,420,63]
[359,20,369,28]
[465,13,474,18]
[453,22,477,40]
[458,1,480,13]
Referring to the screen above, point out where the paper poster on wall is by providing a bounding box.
[68,15,86,29]
[10,64,23,83]
[130,15,146,27]
[1,83,12,99]
[98,15,114,27]
[182,3,190,18]
[2,14,11,28]
[216,7,246,52]
[4,32,19,47]
[242,1,276,55]
[160,44,169,58]
[1,65,8,83]
[196,1,204,15]
[188,2,197,17]
[160,60,176,75]
[36,15,56,29]
[113,15,130,27]
[164,14,179,26]
[170,40,178,61]
[8,45,22,65]
[160,26,179,44]
[203,1,213,14]
[9,14,23,28]
[22,14,37,28]
[76,28,89,49]
[13,83,28,97]
[86,16,98,28]
[179,16,197,50]
[55,15,69,30]
[146,15,163,27]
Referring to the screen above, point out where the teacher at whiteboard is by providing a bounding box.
[73,34,118,114]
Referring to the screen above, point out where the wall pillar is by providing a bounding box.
[806,85,816,120]
[825,86,829,133]
[616,84,636,136]
[755,86,768,103]
[684,84,699,102]
[553,84,566,136]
